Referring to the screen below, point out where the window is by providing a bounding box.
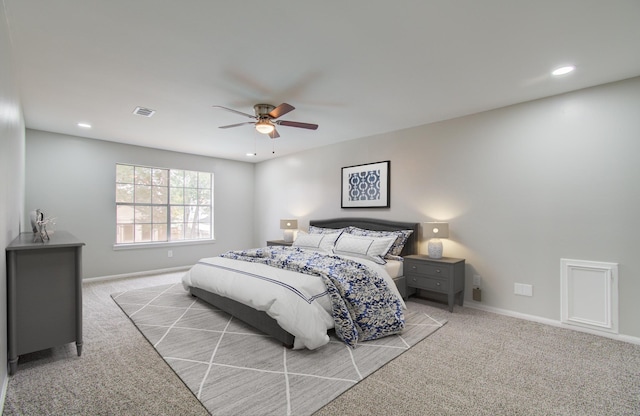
[115,163,213,245]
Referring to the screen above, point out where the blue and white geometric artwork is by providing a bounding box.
[348,170,381,201]
[341,161,390,208]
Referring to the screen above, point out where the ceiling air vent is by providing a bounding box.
[133,106,156,117]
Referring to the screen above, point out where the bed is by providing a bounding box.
[182,217,419,349]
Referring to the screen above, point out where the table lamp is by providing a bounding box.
[280,219,298,243]
[424,222,449,259]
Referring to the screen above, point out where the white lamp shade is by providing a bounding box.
[424,222,449,239]
[280,219,298,230]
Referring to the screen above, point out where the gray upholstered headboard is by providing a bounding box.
[309,217,420,256]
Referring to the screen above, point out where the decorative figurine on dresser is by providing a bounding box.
[5,230,85,375]
[29,208,55,242]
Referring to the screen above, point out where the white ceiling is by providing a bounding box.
[5,1,640,162]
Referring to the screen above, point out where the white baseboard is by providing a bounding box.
[82,265,191,283]
[465,300,640,346]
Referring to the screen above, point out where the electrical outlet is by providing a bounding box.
[168,250,173,258]
[473,274,482,288]
[514,283,533,296]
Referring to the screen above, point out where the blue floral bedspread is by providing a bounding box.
[221,246,405,347]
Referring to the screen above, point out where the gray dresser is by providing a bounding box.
[6,231,84,374]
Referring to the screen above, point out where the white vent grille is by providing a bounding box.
[561,258,618,334]
[133,106,156,117]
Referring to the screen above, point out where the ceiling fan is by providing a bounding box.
[213,103,318,139]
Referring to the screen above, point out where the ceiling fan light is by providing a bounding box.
[255,120,275,134]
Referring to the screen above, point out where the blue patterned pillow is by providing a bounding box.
[346,227,413,259]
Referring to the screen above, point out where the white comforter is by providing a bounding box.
[182,252,404,350]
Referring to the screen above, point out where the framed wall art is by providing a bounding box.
[341,160,390,208]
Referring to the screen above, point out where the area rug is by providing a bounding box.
[112,283,446,416]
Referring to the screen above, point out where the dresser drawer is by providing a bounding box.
[406,274,449,293]
[404,261,451,278]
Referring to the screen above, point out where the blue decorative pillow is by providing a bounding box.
[346,227,414,259]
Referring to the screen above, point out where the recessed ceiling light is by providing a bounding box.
[77,122,92,128]
[552,65,576,76]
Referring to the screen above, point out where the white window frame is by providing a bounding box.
[114,163,214,248]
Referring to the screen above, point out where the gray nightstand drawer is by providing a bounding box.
[405,261,450,278]
[407,275,449,293]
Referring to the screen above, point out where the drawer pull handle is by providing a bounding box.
[436,282,441,286]
[436,269,441,273]
[411,266,417,270]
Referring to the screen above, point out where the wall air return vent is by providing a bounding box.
[133,106,156,117]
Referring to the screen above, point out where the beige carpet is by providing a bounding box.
[111,282,446,415]
[3,272,209,416]
[3,272,640,415]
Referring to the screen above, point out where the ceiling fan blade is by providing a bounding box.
[268,103,295,119]
[276,120,319,130]
[269,128,280,139]
[212,105,256,119]
[219,122,254,129]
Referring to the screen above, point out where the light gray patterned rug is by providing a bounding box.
[111,282,446,416]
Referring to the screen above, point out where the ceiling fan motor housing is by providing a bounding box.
[254,104,275,117]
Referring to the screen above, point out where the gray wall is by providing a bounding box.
[25,130,255,278]
[254,77,640,339]
[1,3,26,400]
[20,78,640,342]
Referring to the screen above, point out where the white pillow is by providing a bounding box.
[346,227,414,259]
[293,231,341,252]
[332,234,396,264]
[308,225,346,235]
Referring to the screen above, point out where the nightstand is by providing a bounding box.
[404,255,465,312]
[266,240,293,247]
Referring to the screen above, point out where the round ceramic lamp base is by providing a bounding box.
[427,239,443,259]
[283,230,295,243]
